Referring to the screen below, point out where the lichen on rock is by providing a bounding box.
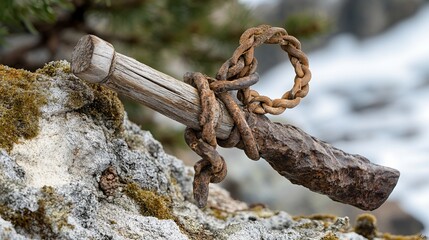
[0,186,74,239]
[0,61,426,240]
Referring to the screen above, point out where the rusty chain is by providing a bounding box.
[184,25,311,208]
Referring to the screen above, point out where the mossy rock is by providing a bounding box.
[0,186,74,238]
[124,182,174,220]
[0,65,47,151]
[0,61,125,152]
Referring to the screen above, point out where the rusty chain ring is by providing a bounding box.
[215,24,311,115]
[184,25,311,207]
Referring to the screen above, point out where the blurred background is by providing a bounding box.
[1,0,428,236]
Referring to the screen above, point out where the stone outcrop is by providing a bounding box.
[0,61,424,239]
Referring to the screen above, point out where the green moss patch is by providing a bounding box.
[123,182,210,238]
[0,65,47,151]
[0,186,74,238]
[38,60,124,135]
[35,60,71,76]
[40,60,125,136]
[124,182,174,220]
[78,83,125,135]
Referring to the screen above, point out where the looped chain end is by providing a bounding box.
[225,24,311,115]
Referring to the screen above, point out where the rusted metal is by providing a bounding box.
[184,72,228,207]
[184,71,261,207]
[246,113,400,211]
[216,25,311,115]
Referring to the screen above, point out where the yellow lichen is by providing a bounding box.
[0,65,47,151]
[248,204,276,218]
[293,213,337,222]
[124,182,174,220]
[296,221,320,230]
[208,204,276,221]
[0,185,74,238]
[293,213,339,229]
[209,207,230,221]
[322,232,339,240]
[354,213,377,239]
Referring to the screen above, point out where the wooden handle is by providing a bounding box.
[71,35,400,210]
[71,35,234,139]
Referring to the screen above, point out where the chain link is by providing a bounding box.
[184,25,311,207]
[218,25,311,115]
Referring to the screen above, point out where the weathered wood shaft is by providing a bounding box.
[71,35,399,210]
[71,35,234,139]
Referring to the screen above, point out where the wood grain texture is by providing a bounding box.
[71,35,114,83]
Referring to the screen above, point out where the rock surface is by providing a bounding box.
[0,61,423,239]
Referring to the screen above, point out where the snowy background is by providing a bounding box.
[228,1,429,235]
